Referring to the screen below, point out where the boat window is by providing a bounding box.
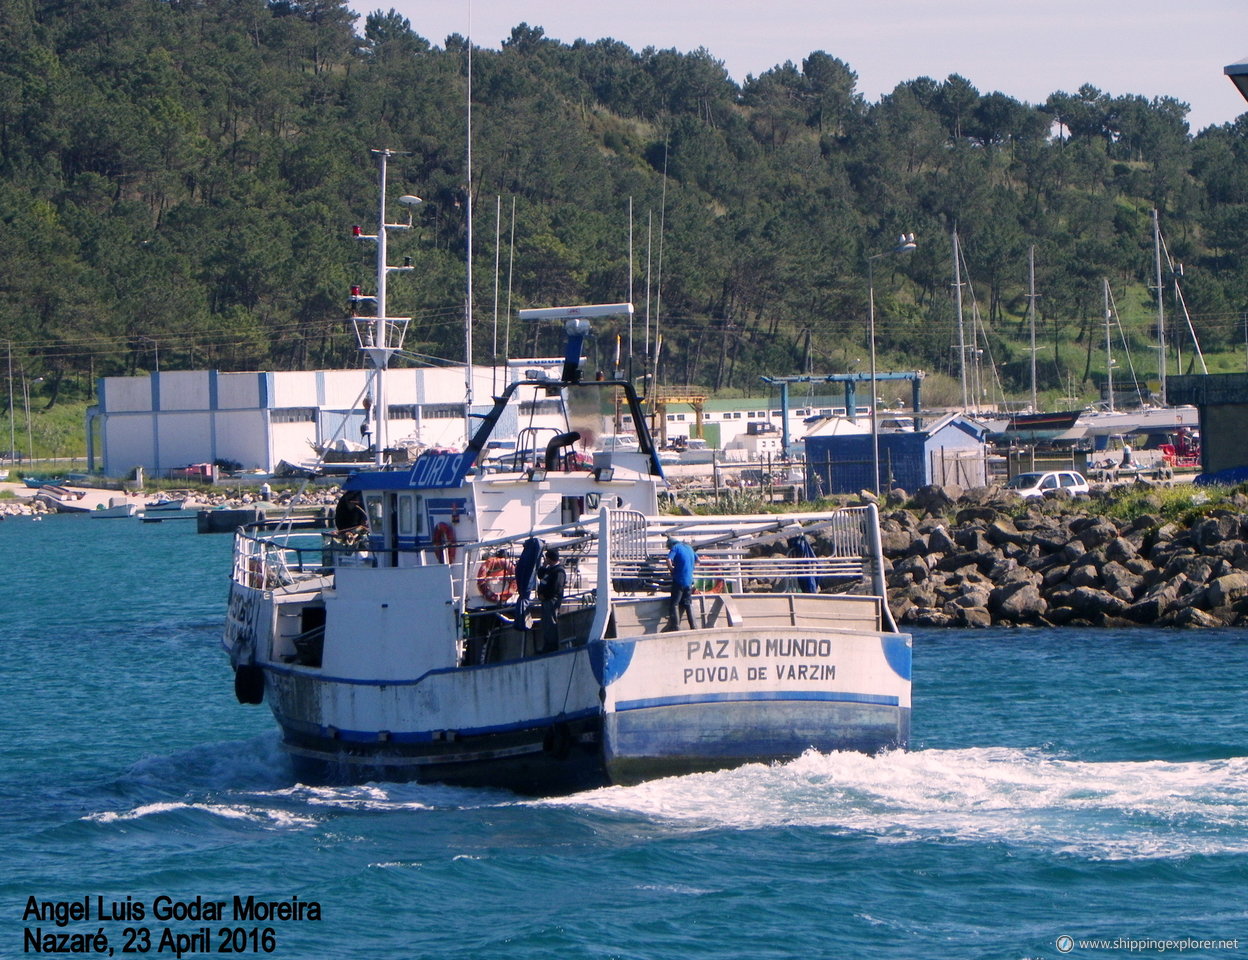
[397,494,414,536]
[561,496,585,524]
[365,495,384,529]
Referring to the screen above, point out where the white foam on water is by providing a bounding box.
[548,748,1248,860]
[250,779,511,812]
[256,783,406,810]
[84,800,318,830]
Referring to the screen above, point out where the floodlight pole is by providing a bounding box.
[866,234,916,496]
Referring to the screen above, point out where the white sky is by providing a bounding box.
[375,0,1248,132]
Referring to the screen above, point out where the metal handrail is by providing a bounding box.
[230,505,884,595]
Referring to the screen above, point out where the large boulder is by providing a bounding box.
[926,525,958,556]
[989,581,1048,622]
[1047,585,1128,618]
[1100,560,1145,601]
[912,484,960,514]
[1193,572,1248,610]
[1190,513,1243,548]
[1067,563,1102,589]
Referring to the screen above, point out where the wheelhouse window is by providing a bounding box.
[397,494,415,536]
[365,495,384,529]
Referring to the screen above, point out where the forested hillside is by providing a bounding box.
[4,0,1248,412]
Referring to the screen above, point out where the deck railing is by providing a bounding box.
[229,505,886,603]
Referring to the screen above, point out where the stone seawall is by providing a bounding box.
[871,485,1248,628]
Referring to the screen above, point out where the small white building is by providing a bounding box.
[87,362,569,477]
[617,396,871,451]
[722,421,788,461]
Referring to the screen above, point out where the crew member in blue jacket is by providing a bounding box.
[665,535,697,630]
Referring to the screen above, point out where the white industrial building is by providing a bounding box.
[87,362,566,478]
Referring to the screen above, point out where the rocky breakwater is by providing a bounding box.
[878,485,1248,629]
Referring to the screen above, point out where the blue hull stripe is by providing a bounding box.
[261,647,578,687]
[615,690,900,711]
[275,705,601,743]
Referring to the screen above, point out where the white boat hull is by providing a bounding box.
[247,619,910,793]
[598,626,910,783]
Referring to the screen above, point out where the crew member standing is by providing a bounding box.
[536,547,566,653]
[665,535,697,630]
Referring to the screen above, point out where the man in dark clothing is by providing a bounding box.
[665,536,697,630]
[536,547,566,653]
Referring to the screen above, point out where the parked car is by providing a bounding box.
[1004,470,1090,499]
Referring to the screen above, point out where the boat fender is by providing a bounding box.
[476,556,517,604]
[234,664,265,705]
[543,721,574,760]
[432,521,457,564]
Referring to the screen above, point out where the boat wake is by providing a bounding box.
[84,800,318,831]
[123,734,296,794]
[81,743,1248,861]
[545,747,1248,860]
[76,736,523,833]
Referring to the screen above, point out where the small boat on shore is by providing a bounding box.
[33,490,92,513]
[978,409,1082,442]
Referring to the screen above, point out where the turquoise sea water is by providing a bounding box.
[2,514,1247,959]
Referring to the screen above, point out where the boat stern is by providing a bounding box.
[592,626,911,785]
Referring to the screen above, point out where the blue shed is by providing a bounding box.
[804,414,989,497]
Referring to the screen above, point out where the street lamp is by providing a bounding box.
[867,233,917,495]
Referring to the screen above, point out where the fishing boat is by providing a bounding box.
[220,157,909,794]
[91,497,139,518]
[141,496,186,513]
[221,345,910,793]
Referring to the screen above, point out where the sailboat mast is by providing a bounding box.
[1028,245,1037,412]
[953,229,968,410]
[1153,209,1166,405]
[1104,278,1115,414]
[463,37,474,444]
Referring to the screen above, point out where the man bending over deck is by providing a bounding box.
[665,536,697,630]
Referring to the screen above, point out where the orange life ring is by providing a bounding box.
[476,556,517,603]
[432,521,457,564]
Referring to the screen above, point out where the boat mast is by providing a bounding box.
[463,36,474,445]
[1104,278,1115,414]
[1153,209,1166,405]
[1027,245,1038,412]
[953,229,968,410]
[351,148,417,468]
